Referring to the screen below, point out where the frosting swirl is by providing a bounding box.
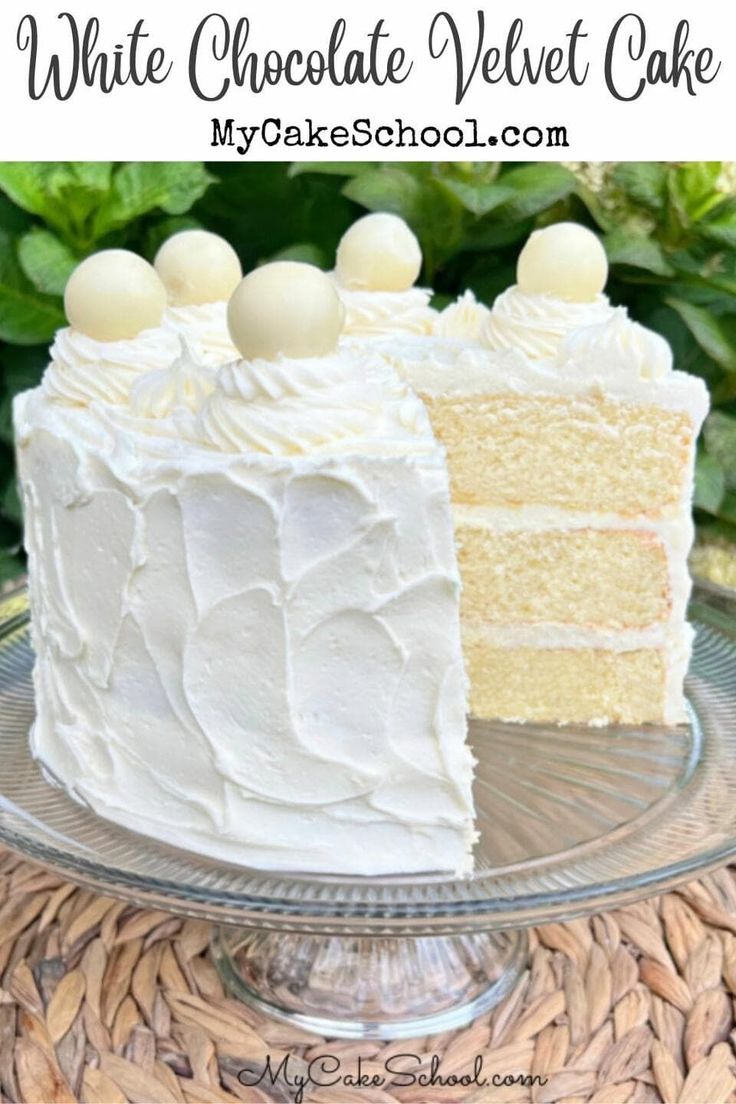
[163,301,239,367]
[558,308,673,381]
[483,285,616,359]
[199,349,433,456]
[129,341,216,419]
[434,290,491,342]
[43,327,179,407]
[335,282,437,337]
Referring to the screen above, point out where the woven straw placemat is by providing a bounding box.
[0,850,734,1103]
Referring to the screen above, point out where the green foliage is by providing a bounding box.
[0,161,217,575]
[1,159,736,577]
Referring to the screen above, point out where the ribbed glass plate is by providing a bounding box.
[0,584,735,934]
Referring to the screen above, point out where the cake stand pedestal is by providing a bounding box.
[0,583,735,1039]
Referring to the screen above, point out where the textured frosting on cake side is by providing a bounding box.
[15,332,475,875]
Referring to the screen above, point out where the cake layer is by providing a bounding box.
[423,392,694,517]
[456,521,671,629]
[464,637,675,726]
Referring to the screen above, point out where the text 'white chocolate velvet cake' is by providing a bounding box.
[14,244,476,876]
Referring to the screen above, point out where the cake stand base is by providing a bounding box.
[210,927,529,1039]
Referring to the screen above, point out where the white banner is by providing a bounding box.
[0,0,734,160]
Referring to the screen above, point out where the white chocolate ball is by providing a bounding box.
[517,223,608,303]
[64,250,166,341]
[154,229,242,306]
[335,212,422,292]
[227,262,345,361]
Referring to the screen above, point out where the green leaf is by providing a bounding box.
[437,179,516,218]
[666,298,736,372]
[288,162,378,178]
[612,163,667,212]
[0,230,65,344]
[694,450,726,513]
[0,163,115,246]
[493,165,577,221]
[17,229,78,296]
[717,491,736,524]
[0,478,21,526]
[342,168,423,223]
[0,546,23,585]
[265,242,328,268]
[196,164,356,274]
[0,194,32,235]
[0,344,48,444]
[93,163,216,239]
[704,411,736,490]
[669,162,723,222]
[700,198,736,249]
[605,227,674,277]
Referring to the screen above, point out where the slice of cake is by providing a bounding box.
[14,250,475,875]
[155,229,242,366]
[405,224,709,725]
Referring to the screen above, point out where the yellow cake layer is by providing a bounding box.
[456,522,671,629]
[423,392,693,516]
[464,638,668,725]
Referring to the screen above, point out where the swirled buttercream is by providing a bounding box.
[163,301,239,367]
[129,342,216,419]
[43,326,180,407]
[482,285,615,359]
[558,308,673,381]
[199,349,434,456]
[335,280,437,337]
[434,291,491,342]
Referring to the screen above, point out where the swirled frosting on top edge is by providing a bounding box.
[163,302,239,367]
[482,285,616,359]
[333,277,437,337]
[434,290,492,341]
[43,326,180,407]
[379,313,709,425]
[129,343,217,420]
[199,347,437,457]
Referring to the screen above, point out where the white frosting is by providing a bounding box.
[129,342,216,419]
[43,327,180,406]
[15,352,475,875]
[335,281,437,337]
[559,308,673,381]
[434,291,492,342]
[483,285,616,359]
[381,324,710,426]
[199,348,434,457]
[164,302,239,367]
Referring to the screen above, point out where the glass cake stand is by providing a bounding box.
[0,583,735,1039]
